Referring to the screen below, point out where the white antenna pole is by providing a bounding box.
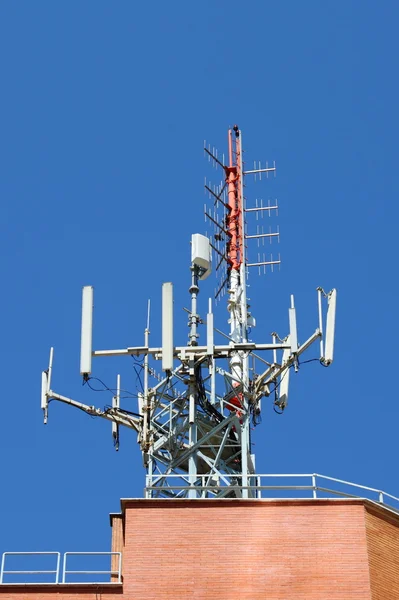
[144,300,150,394]
[146,299,151,330]
[48,346,54,391]
[80,286,94,377]
[239,128,251,498]
[143,300,151,472]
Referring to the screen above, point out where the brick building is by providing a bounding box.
[1,496,398,599]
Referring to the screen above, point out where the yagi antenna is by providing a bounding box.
[80,286,94,378]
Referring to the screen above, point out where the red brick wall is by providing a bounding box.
[366,505,399,599]
[110,514,124,583]
[121,499,372,600]
[3,499,393,600]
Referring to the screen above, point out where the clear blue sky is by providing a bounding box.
[0,0,398,559]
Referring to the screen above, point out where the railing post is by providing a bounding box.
[0,553,5,584]
[62,553,67,584]
[55,552,61,584]
[379,491,384,504]
[312,474,317,499]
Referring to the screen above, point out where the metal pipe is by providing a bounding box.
[188,267,199,346]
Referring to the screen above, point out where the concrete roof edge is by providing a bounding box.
[108,496,399,528]
[114,496,367,519]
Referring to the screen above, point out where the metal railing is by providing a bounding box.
[146,472,399,512]
[0,551,121,585]
[62,552,122,584]
[0,552,61,585]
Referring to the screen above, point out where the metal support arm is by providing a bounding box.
[46,391,142,432]
[254,329,322,398]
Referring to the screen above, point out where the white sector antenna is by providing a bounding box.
[80,286,94,377]
[324,289,337,365]
[288,295,298,354]
[41,346,53,424]
[162,282,174,372]
[278,341,291,410]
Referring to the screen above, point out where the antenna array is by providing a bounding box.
[41,127,336,499]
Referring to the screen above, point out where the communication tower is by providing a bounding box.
[4,127,399,600]
[41,126,337,499]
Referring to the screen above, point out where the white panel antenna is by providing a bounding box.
[324,289,337,365]
[317,288,324,360]
[162,282,174,372]
[278,340,291,410]
[207,298,214,356]
[41,347,53,424]
[112,374,120,450]
[191,233,211,280]
[80,286,94,377]
[288,295,298,355]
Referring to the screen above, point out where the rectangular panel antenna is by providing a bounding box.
[80,286,94,376]
[191,233,211,280]
[289,295,298,354]
[41,371,48,410]
[207,298,214,355]
[41,347,53,424]
[278,339,291,410]
[112,374,120,448]
[162,282,174,371]
[324,289,337,365]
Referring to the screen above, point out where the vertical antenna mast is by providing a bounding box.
[225,126,250,492]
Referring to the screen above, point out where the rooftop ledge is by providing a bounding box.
[0,583,123,589]
[111,472,399,518]
[110,497,399,525]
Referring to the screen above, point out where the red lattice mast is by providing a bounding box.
[225,125,243,273]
